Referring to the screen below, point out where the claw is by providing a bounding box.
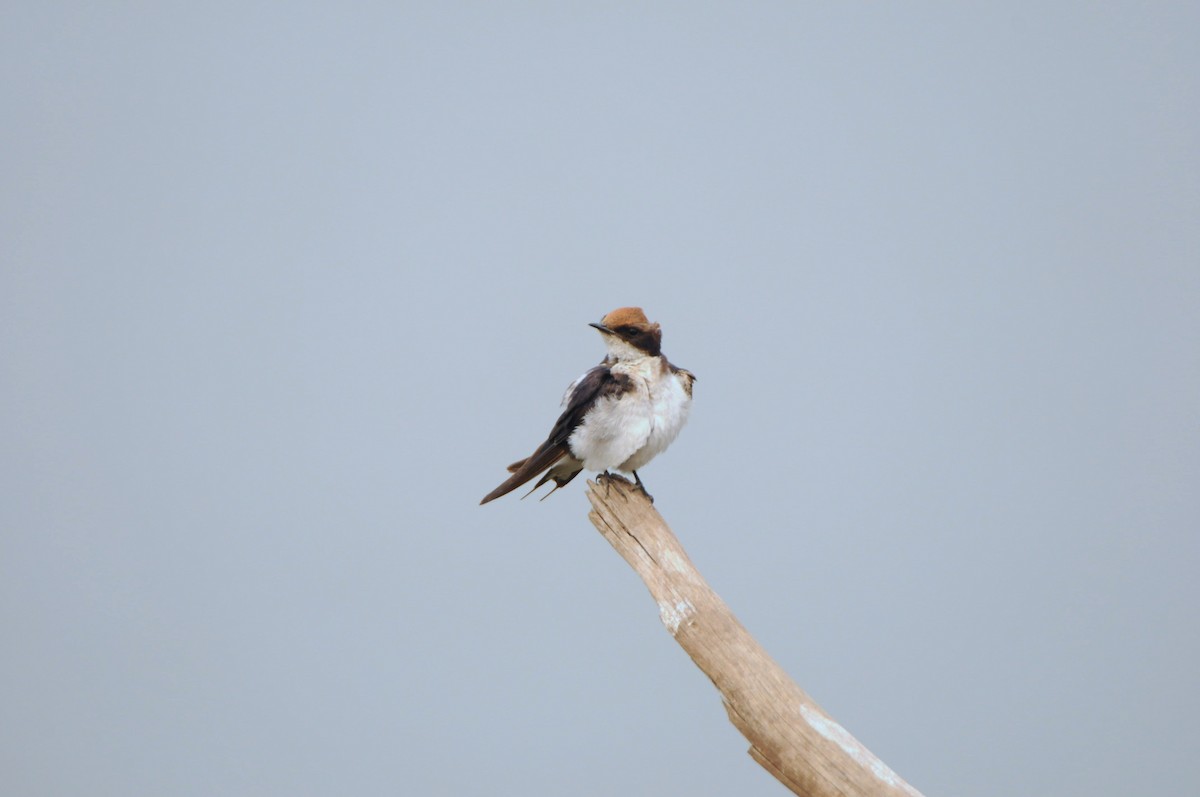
[631,471,654,503]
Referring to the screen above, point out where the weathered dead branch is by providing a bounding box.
[585,475,924,797]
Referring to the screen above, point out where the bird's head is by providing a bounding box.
[589,307,662,359]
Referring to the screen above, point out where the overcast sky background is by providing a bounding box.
[3,4,1198,796]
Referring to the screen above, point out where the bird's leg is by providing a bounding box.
[600,470,613,497]
[631,471,654,503]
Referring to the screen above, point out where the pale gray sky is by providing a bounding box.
[3,4,1198,796]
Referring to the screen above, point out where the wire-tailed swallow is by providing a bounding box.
[480,307,695,504]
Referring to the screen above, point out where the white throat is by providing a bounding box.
[602,335,651,362]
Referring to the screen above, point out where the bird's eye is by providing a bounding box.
[621,326,639,336]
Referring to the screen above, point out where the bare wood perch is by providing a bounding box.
[586,475,924,797]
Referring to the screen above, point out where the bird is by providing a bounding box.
[480,307,695,505]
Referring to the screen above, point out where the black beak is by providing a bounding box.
[589,322,615,334]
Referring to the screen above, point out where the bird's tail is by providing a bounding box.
[480,444,577,504]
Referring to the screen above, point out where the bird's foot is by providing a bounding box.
[631,471,654,503]
[598,471,643,500]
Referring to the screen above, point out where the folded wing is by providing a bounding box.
[479,365,628,504]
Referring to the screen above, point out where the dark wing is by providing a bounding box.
[480,365,629,505]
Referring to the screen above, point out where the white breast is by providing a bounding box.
[620,364,692,472]
[566,373,651,473]
[566,357,691,474]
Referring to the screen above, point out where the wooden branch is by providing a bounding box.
[585,476,924,797]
